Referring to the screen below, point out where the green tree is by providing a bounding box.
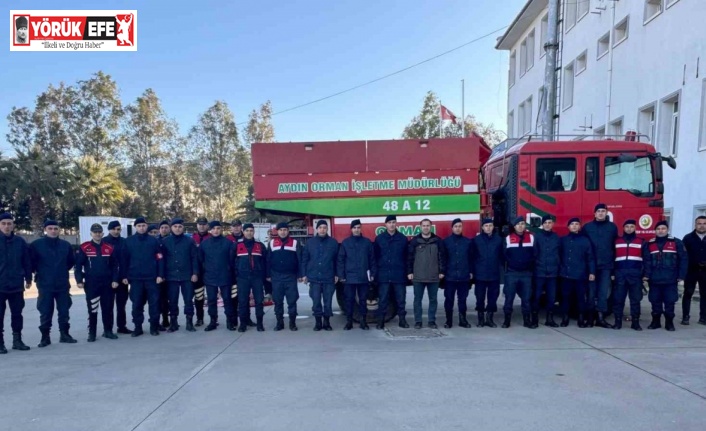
[243,100,275,149]
[68,155,131,215]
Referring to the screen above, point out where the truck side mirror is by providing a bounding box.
[665,156,677,169]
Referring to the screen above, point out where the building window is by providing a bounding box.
[575,50,587,75]
[613,16,629,47]
[526,30,535,72]
[565,0,577,32]
[699,79,706,151]
[597,32,610,59]
[659,92,680,156]
[609,117,624,137]
[540,14,548,58]
[509,50,516,87]
[644,0,663,23]
[594,125,605,137]
[524,96,533,134]
[563,62,574,110]
[693,205,706,222]
[638,103,657,144]
[536,158,577,192]
[664,208,673,233]
[518,103,525,137]
[578,0,590,21]
[585,157,599,191]
[508,110,515,138]
[520,40,527,76]
[666,0,680,8]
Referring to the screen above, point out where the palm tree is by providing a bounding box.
[69,155,131,215]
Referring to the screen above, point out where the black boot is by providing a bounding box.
[459,314,471,328]
[585,312,595,328]
[0,336,6,354]
[226,317,237,331]
[477,312,485,327]
[323,316,332,331]
[38,331,51,347]
[149,324,160,336]
[545,312,559,328]
[204,318,218,332]
[87,314,97,342]
[522,313,532,328]
[237,316,248,332]
[560,315,570,327]
[631,315,642,331]
[399,316,409,328]
[247,315,256,327]
[274,315,285,331]
[665,316,676,331]
[596,312,613,328]
[647,313,662,329]
[195,318,204,327]
[60,330,77,343]
[256,316,265,332]
[376,319,385,330]
[613,316,623,330]
[195,298,205,326]
[314,316,322,331]
[289,315,298,331]
[502,312,512,328]
[344,318,353,331]
[486,312,497,328]
[444,311,453,329]
[167,318,179,333]
[530,312,539,329]
[131,325,143,337]
[102,330,118,340]
[117,326,133,335]
[577,314,587,328]
[681,315,690,325]
[12,333,30,351]
[359,319,369,330]
[159,314,169,331]
[185,316,196,332]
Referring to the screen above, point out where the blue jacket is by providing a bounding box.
[233,238,267,280]
[582,219,618,270]
[682,231,706,274]
[533,230,560,278]
[443,234,472,282]
[503,231,535,274]
[198,235,234,286]
[303,235,339,284]
[643,236,688,284]
[121,233,165,281]
[267,236,303,281]
[374,230,408,284]
[338,235,376,284]
[162,234,199,282]
[30,236,75,291]
[0,233,32,293]
[471,232,504,281]
[74,240,120,285]
[559,233,596,280]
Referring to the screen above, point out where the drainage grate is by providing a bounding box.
[384,326,447,340]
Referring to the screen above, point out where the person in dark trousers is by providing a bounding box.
[643,221,688,331]
[157,219,171,331]
[472,218,503,328]
[75,223,120,342]
[442,218,473,329]
[408,218,446,329]
[198,221,236,331]
[191,217,211,327]
[267,222,303,331]
[234,223,268,332]
[338,219,376,331]
[0,213,32,353]
[374,215,409,329]
[303,220,339,331]
[612,219,646,330]
[121,217,165,337]
[533,215,560,327]
[30,220,77,347]
[502,217,535,329]
[681,215,706,325]
[582,203,618,328]
[104,220,132,334]
[226,219,255,328]
[161,218,199,332]
[558,218,596,327]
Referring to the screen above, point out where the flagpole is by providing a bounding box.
[439,99,443,138]
[461,79,465,137]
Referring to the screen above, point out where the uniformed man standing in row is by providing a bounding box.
[267,222,303,331]
[121,217,165,337]
[199,221,236,331]
[442,218,473,329]
[558,218,595,327]
[374,215,409,329]
[582,203,618,328]
[502,217,535,329]
[303,220,338,331]
[191,217,211,327]
[75,223,120,342]
[643,221,687,331]
[147,224,159,237]
[157,219,171,331]
[161,218,199,332]
[104,220,132,334]
[612,219,645,330]
[681,215,706,325]
[235,223,268,332]
[0,213,32,353]
[472,218,503,327]
[31,220,77,347]
[533,215,560,327]
[338,219,376,331]
[226,219,254,328]
[408,218,445,329]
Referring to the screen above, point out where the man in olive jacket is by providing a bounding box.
[407,219,446,329]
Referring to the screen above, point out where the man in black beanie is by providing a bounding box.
[0,213,32,353]
[582,203,618,328]
[442,218,473,328]
[374,215,409,329]
[267,221,303,331]
[532,214,560,327]
[612,219,646,330]
[104,220,132,334]
[338,219,376,330]
[302,220,339,331]
[161,218,199,332]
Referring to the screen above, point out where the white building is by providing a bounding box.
[496,0,706,237]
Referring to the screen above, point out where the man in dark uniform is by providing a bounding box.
[559,218,596,327]
[199,221,236,331]
[121,217,165,337]
[303,220,339,331]
[104,220,132,334]
[226,219,254,327]
[533,215,560,327]
[408,218,446,329]
[75,223,120,342]
[161,218,199,332]
[502,217,535,329]
[234,223,268,332]
[338,219,376,330]
[681,215,706,325]
[157,220,171,331]
[582,203,618,328]
[643,221,688,331]
[191,217,211,327]
[374,215,409,330]
[148,224,159,237]
[267,222,303,331]
[30,219,77,347]
[443,218,473,329]
[472,218,503,327]
[612,219,646,330]
[0,213,32,353]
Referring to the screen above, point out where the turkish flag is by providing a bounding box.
[440,105,457,124]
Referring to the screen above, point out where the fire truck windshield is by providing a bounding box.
[604,156,655,197]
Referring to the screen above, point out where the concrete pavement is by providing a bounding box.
[1,286,705,431]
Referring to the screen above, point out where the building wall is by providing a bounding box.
[504,0,706,237]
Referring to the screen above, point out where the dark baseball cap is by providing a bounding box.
[90,223,103,233]
[196,217,208,224]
